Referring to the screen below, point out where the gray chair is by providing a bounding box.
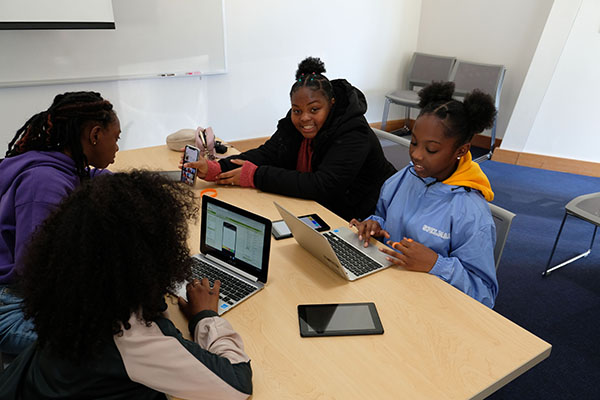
[381,52,456,133]
[449,60,506,163]
[372,127,411,171]
[489,203,516,270]
[543,192,600,276]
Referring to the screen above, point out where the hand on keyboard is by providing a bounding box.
[178,277,221,318]
[382,238,437,273]
[349,218,390,247]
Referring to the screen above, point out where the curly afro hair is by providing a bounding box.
[289,56,335,101]
[417,81,497,146]
[19,170,198,363]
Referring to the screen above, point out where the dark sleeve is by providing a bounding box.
[254,128,371,205]
[114,314,252,399]
[218,127,297,172]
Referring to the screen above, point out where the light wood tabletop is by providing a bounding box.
[111,145,551,400]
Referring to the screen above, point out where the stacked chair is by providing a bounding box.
[381,53,456,133]
[382,52,506,162]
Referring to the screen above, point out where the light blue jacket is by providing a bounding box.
[368,165,498,308]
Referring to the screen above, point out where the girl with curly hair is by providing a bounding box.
[182,56,396,221]
[0,171,252,400]
[0,91,121,355]
[350,81,499,308]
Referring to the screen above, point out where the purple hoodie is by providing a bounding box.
[0,151,108,284]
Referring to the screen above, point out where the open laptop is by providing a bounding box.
[177,196,272,314]
[150,170,181,181]
[274,202,392,281]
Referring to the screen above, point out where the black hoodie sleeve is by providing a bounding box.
[218,122,299,172]
[253,127,371,205]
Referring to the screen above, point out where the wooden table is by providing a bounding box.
[111,145,551,400]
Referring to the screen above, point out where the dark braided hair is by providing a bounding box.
[417,81,497,146]
[290,57,335,101]
[20,170,198,364]
[5,91,116,178]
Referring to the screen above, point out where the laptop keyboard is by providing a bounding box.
[323,232,383,277]
[191,258,256,305]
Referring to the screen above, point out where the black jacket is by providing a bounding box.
[219,79,396,220]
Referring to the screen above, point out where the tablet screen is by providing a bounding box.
[298,303,384,337]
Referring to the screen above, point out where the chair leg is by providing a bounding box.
[473,120,497,163]
[403,106,411,127]
[487,119,497,160]
[543,213,568,276]
[589,225,598,250]
[389,105,412,137]
[381,99,391,131]
[543,214,597,276]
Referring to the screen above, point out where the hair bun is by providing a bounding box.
[418,81,455,108]
[463,89,497,133]
[295,57,326,80]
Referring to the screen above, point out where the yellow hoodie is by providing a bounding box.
[442,151,494,201]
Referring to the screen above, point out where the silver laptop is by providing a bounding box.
[274,202,391,281]
[177,196,272,314]
[150,170,180,180]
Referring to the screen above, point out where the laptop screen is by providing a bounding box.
[200,196,271,283]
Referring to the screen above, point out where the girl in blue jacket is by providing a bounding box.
[351,81,498,308]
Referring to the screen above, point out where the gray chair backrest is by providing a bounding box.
[488,203,516,270]
[406,52,457,90]
[449,60,506,109]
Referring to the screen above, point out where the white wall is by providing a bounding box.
[205,0,421,142]
[415,0,554,140]
[502,0,600,164]
[0,0,420,151]
[0,77,208,152]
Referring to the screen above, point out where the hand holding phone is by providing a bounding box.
[181,145,201,186]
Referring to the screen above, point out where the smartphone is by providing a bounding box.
[272,213,330,240]
[222,222,237,256]
[181,145,200,186]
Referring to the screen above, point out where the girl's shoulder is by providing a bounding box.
[446,189,494,228]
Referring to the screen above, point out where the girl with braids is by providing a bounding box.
[0,91,121,354]
[0,171,252,400]
[182,57,396,221]
[350,82,499,308]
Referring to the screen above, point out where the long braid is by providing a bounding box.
[5,91,115,178]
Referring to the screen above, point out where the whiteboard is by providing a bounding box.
[0,0,226,87]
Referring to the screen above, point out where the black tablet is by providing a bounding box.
[298,303,384,337]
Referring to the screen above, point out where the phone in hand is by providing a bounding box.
[272,213,330,240]
[181,145,200,186]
